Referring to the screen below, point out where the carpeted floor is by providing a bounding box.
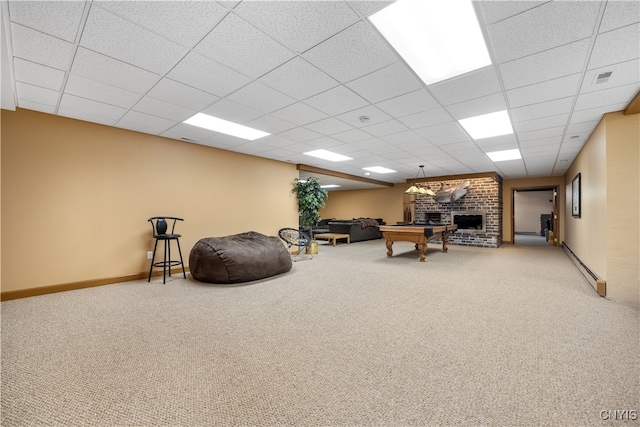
[2,239,638,426]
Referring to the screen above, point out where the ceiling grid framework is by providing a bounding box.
[1,0,638,190]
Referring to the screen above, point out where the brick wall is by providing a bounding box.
[413,174,503,248]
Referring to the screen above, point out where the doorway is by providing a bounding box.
[512,187,559,247]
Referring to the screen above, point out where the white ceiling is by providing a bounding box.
[2,1,639,191]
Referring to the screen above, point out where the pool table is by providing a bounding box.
[378,224,458,262]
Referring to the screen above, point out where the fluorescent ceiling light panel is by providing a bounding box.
[303,149,353,162]
[370,0,491,85]
[321,184,341,189]
[486,148,521,162]
[363,166,397,174]
[458,110,513,140]
[184,113,269,141]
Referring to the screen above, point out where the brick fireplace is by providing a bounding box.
[411,173,503,248]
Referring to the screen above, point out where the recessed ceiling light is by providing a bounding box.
[363,166,397,174]
[184,113,269,141]
[321,184,341,189]
[458,110,513,140]
[486,148,521,162]
[303,149,353,162]
[370,0,491,85]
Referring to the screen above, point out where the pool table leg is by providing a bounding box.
[442,231,450,253]
[417,243,426,262]
[385,239,394,258]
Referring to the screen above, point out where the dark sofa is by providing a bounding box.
[326,218,385,242]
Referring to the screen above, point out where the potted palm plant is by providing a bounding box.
[292,177,328,254]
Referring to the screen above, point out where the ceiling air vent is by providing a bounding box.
[180,137,197,142]
[570,135,580,140]
[595,71,612,84]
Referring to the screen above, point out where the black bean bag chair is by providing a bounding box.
[189,231,292,284]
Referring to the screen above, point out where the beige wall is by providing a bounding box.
[321,184,406,224]
[604,112,639,305]
[565,111,639,307]
[503,176,565,244]
[1,108,299,293]
[514,190,554,234]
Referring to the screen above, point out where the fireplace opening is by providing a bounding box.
[452,210,485,232]
[424,212,442,224]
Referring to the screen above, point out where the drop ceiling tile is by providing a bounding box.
[227,81,295,114]
[351,137,391,150]
[253,135,297,149]
[565,121,599,135]
[8,1,85,42]
[574,83,640,111]
[511,97,574,122]
[259,57,338,100]
[11,24,74,70]
[13,58,65,91]
[271,102,328,126]
[499,39,591,90]
[381,130,422,145]
[80,7,187,74]
[17,99,56,114]
[519,136,562,147]
[303,85,369,116]
[581,59,640,94]
[361,120,408,138]
[302,21,397,83]
[161,123,216,141]
[57,108,117,127]
[278,127,322,142]
[345,62,423,103]
[506,74,581,108]
[445,92,507,120]
[399,108,452,130]
[599,1,640,33]
[59,93,127,121]
[133,97,196,122]
[513,114,569,133]
[521,145,559,156]
[335,105,392,128]
[117,110,176,134]
[442,142,478,152]
[246,115,297,135]
[347,1,393,18]
[479,1,548,25]
[224,140,273,156]
[377,90,439,118]
[429,66,502,106]
[71,47,160,94]
[96,1,228,47]
[146,78,219,111]
[588,23,640,70]
[415,122,469,145]
[517,126,564,142]
[195,13,294,79]
[234,1,359,53]
[473,133,518,148]
[488,1,600,63]
[16,82,59,106]
[304,117,353,135]
[569,103,627,124]
[65,74,140,109]
[202,99,263,124]
[167,52,252,97]
[562,133,588,143]
[331,128,372,143]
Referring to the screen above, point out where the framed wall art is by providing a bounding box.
[572,173,581,218]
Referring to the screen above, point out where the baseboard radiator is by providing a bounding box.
[562,242,606,297]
